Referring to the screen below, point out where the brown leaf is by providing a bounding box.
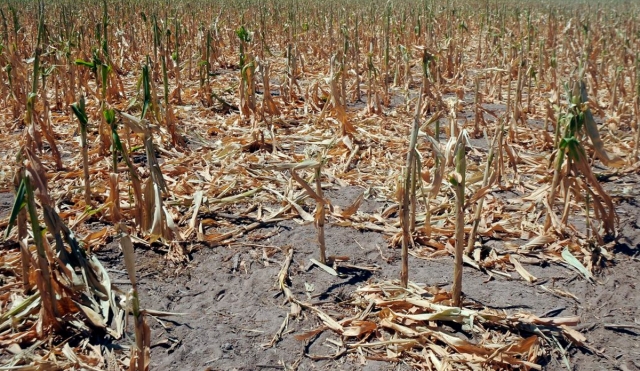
[338,193,364,218]
[343,320,377,337]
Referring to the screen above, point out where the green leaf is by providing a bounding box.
[141,62,151,120]
[103,108,116,125]
[310,258,346,278]
[4,178,27,239]
[559,136,578,151]
[109,125,136,176]
[74,59,95,69]
[235,25,251,42]
[0,292,40,324]
[559,136,585,163]
[561,248,594,283]
[71,101,88,127]
[100,63,109,93]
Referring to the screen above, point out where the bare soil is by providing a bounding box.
[88,186,640,371]
[0,193,13,220]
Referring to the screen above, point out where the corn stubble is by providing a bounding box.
[1,0,639,369]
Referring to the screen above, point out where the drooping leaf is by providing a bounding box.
[561,248,594,283]
[579,81,623,168]
[74,59,95,70]
[120,234,137,288]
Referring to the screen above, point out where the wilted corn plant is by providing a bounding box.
[120,235,151,371]
[171,17,183,104]
[70,94,92,207]
[398,51,443,288]
[160,16,184,147]
[7,167,30,293]
[544,78,618,239]
[399,91,423,288]
[328,54,356,137]
[466,122,504,257]
[24,0,62,169]
[106,108,122,222]
[450,133,467,307]
[22,161,58,330]
[290,159,328,264]
[4,148,125,357]
[114,61,172,240]
[237,25,257,122]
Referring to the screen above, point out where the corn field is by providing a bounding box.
[1,0,639,369]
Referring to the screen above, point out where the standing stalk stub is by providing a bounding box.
[451,134,466,307]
